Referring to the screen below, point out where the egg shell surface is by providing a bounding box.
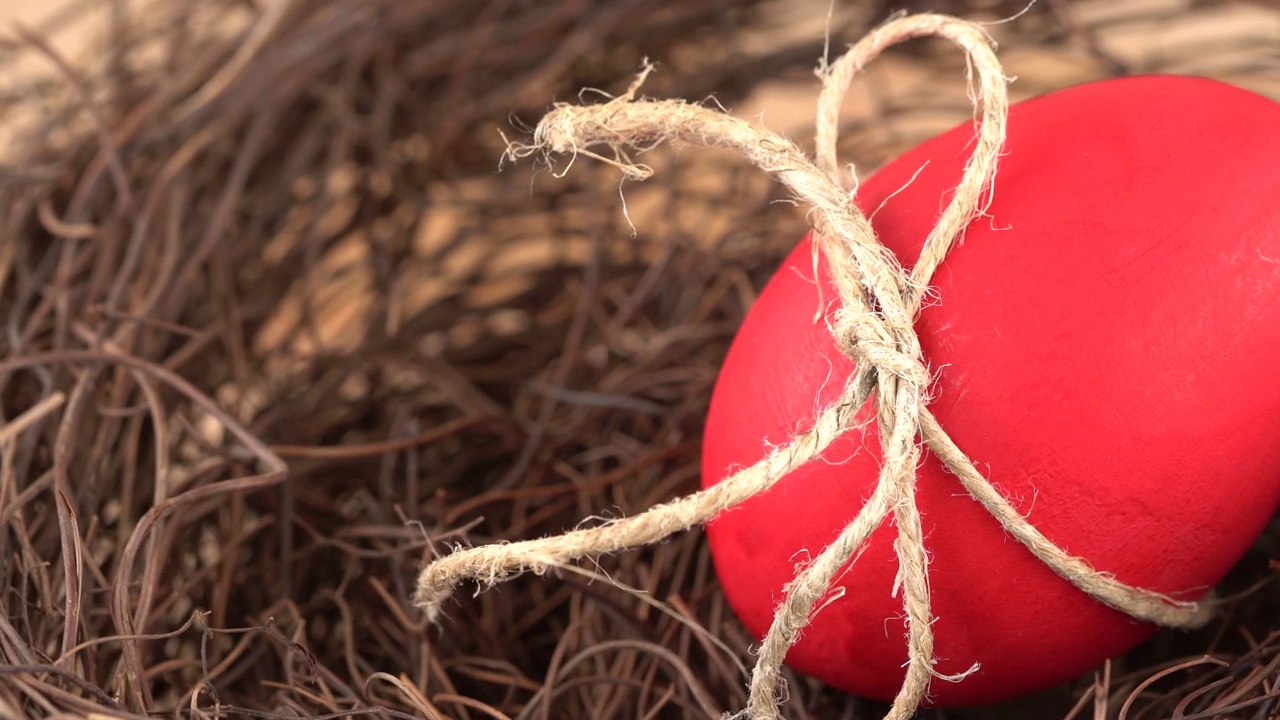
[701,75,1280,706]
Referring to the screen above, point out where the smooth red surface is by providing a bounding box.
[701,76,1280,706]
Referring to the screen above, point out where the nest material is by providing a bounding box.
[0,0,1276,719]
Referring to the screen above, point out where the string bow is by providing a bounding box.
[415,13,1208,720]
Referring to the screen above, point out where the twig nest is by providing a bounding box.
[702,75,1280,706]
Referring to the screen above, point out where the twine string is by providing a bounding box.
[414,13,1209,720]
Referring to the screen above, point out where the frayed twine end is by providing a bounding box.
[502,61,662,181]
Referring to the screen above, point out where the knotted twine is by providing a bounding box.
[414,13,1211,720]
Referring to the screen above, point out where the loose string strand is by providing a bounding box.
[414,376,866,617]
[918,407,1211,627]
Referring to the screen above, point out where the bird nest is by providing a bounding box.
[0,0,1276,718]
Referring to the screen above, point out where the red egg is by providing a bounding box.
[701,75,1280,706]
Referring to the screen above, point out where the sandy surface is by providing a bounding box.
[0,0,92,54]
[0,0,116,153]
[0,1,59,25]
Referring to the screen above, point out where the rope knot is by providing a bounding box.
[832,310,930,390]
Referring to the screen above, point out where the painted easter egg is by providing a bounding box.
[701,75,1280,706]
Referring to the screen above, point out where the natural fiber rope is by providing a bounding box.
[414,13,1211,719]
